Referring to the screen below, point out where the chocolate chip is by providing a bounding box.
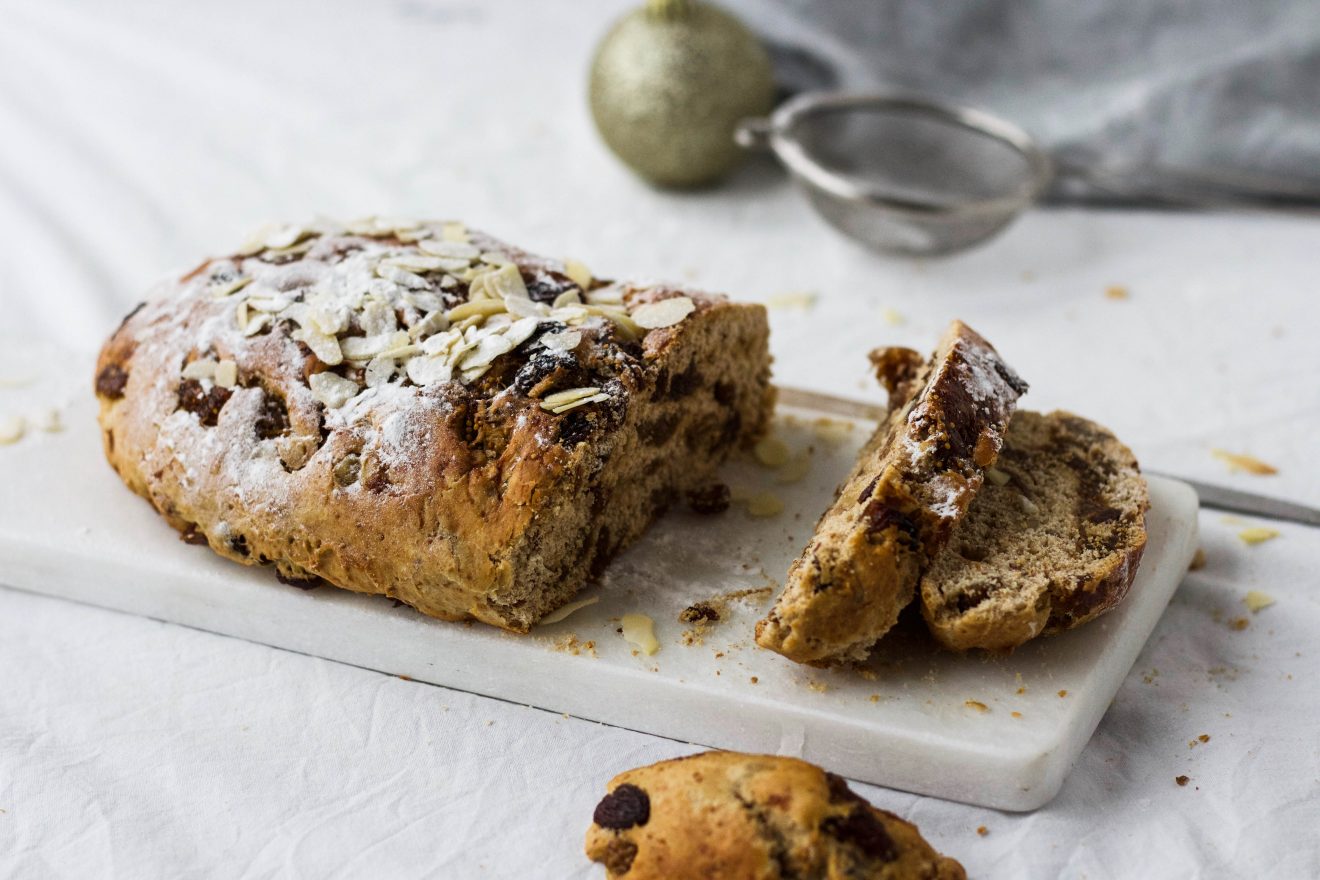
[523,269,577,304]
[180,525,209,546]
[824,773,865,806]
[276,570,321,590]
[857,476,880,504]
[601,838,638,875]
[96,364,130,399]
[593,783,650,830]
[177,378,232,427]
[254,392,289,439]
[686,484,731,515]
[862,500,918,547]
[821,808,897,862]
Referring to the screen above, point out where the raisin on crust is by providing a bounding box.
[755,321,1026,665]
[921,410,1150,652]
[93,218,773,632]
[584,751,965,880]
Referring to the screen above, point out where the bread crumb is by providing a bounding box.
[869,694,881,703]
[1189,548,1207,571]
[1010,711,1023,719]
[766,291,817,310]
[1016,686,1026,695]
[1244,591,1276,613]
[965,700,989,713]
[1211,449,1278,475]
[1057,689,1069,698]
[398,674,412,681]
[1238,527,1279,546]
[1175,775,1190,787]
[807,680,830,694]
[1229,617,1249,631]
[554,634,598,658]
[881,306,904,326]
[1104,285,1130,300]
[976,826,989,836]
[750,676,759,685]
[1198,734,1210,743]
[620,614,660,656]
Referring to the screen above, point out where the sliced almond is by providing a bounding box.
[181,359,218,380]
[541,386,601,410]
[213,360,238,389]
[631,295,695,329]
[307,372,359,408]
[446,300,506,323]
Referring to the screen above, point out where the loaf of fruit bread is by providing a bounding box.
[921,410,1150,651]
[93,218,773,631]
[585,751,965,879]
[755,321,1027,665]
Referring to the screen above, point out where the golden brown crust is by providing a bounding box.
[921,410,1150,652]
[584,751,965,880]
[94,219,772,631]
[756,321,1026,665]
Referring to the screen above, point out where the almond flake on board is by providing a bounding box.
[1238,527,1279,546]
[563,259,593,289]
[621,613,660,656]
[0,415,25,445]
[753,435,791,468]
[1211,449,1278,475]
[1243,591,1276,613]
[539,596,601,626]
[744,491,784,518]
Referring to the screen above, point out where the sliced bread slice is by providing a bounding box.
[755,321,1028,665]
[921,410,1150,652]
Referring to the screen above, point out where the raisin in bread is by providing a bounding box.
[921,410,1150,651]
[584,751,965,880]
[94,218,773,632]
[755,321,1027,665]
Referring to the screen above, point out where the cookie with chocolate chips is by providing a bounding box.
[584,751,964,879]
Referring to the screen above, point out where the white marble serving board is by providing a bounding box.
[0,357,1198,811]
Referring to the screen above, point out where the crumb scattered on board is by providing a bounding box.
[1057,690,1069,698]
[1105,285,1130,300]
[1238,527,1279,546]
[965,700,989,713]
[1244,591,1275,613]
[881,307,904,326]
[1189,548,1207,571]
[1211,449,1278,475]
[976,826,989,837]
[1228,617,1250,631]
[554,634,597,658]
[1176,775,1190,787]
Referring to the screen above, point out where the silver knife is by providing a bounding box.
[776,385,1320,528]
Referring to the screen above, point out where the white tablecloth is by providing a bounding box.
[1,1,1317,877]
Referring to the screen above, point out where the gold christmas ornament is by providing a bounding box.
[589,0,776,188]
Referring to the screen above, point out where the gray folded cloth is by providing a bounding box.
[732,0,1320,206]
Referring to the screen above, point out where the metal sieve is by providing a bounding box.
[735,91,1054,256]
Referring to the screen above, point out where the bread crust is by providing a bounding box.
[584,751,966,880]
[755,321,1026,665]
[94,220,772,631]
[921,410,1150,652]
